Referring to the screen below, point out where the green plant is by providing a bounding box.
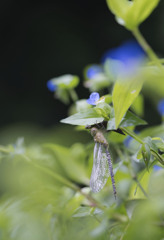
[1,1,164,239]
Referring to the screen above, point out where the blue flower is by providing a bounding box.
[87,92,100,105]
[86,65,103,79]
[153,165,162,171]
[157,99,164,116]
[101,40,145,78]
[124,130,139,147]
[124,136,133,147]
[47,80,57,92]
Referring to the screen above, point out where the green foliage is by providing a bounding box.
[51,74,79,104]
[106,0,160,30]
[107,110,147,130]
[131,94,144,116]
[112,78,144,128]
[60,108,105,126]
[1,0,164,239]
[50,74,79,89]
[84,66,112,92]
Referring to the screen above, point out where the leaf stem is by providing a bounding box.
[133,176,149,198]
[132,28,162,67]
[21,154,106,210]
[121,127,164,165]
[22,154,79,191]
[120,127,144,145]
[69,89,78,102]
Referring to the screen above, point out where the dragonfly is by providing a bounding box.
[86,124,117,199]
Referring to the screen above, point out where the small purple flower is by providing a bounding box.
[157,99,164,116]
[86,65,103,79]
[47,80,57,92]
[101,40,145,77]
[87,92,100,105]
[153,165,162,171]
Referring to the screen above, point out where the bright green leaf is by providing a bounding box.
[112,78,144,128]
[131,94,144,116]
[106,0,160,30]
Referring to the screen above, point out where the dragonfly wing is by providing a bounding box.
[90,143,110,192]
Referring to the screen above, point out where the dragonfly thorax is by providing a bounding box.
[91,127,108,147]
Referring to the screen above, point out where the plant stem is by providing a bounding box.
[0,146,12,153]
[22,154,79,191]
[121,127,164,165]
[21,154,106,210]
[120,127,144,145]
[120,223,130,240]
[69,89,78,102]
[132,28,161,65]
[148,58,164,65]
[133,176,149,198]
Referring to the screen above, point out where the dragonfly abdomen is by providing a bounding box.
[105,148,117,199]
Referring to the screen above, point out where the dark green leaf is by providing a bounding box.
[107,110,147,130]
[141,143,151,169]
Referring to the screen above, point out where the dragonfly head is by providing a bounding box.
[90,127,99,137]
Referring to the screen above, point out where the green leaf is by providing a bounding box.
[125,199,144,219]
[84,73,111,92]
[55,88,70,104]
[106,0,160,30]
[141,143,151,169]
[95,102,111,119]
[139,125,164,139]
[131,0,160,28]
[112,78,143,129]
[73,207,93,218]
[104,94,113,104]
[51,74,79,89]
[60,109,104,126]
[107,110,146,130]
[75,99,92,112]
[143,65,164,99]
[143,137,158,152]
[83,65,111,91]
[131,94,144,117]
[44,144,89,184]
[142,137,164,165]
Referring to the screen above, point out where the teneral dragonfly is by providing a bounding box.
[87,125,116,199]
